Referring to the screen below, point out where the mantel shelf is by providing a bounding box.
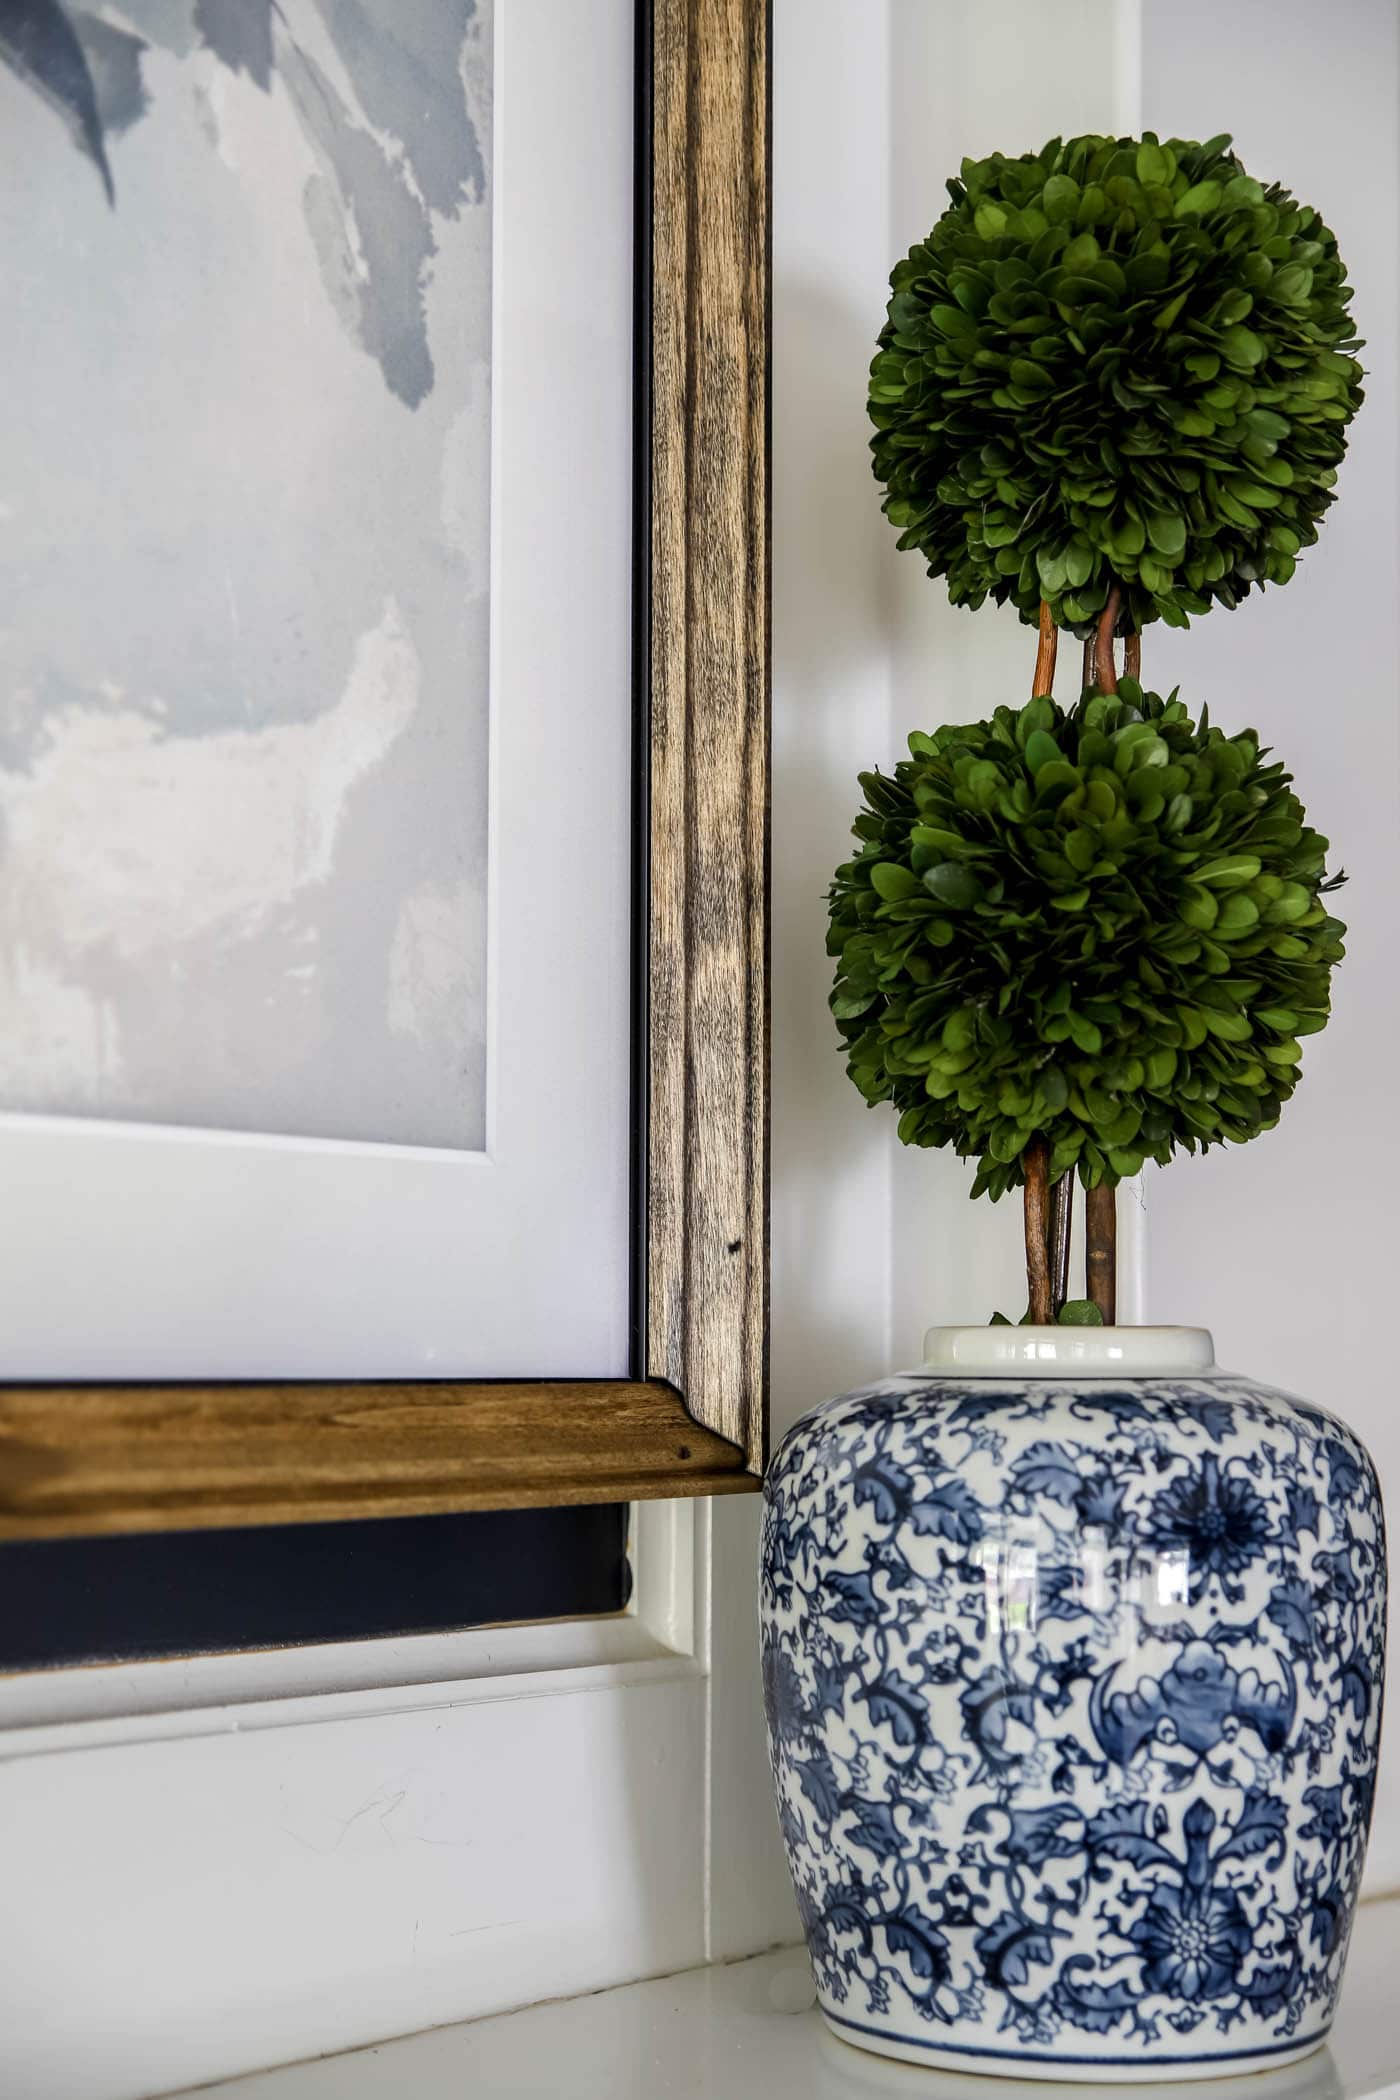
[183,1896,1400,2099]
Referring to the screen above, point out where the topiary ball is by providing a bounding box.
[868,133,1364,634]
[827,683,1345,1198]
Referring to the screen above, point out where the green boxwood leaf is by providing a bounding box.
[1196,855,1262,888]
[1220,323,1266,368]
[1135,141,1168,189]
[1057,1299,1104,1325]
[923,862,984,908]
[1216,893,1261,936]
[870,862,921,901]
[1024,729,1063,773]
[1174,178,1222,217]
[1178,885,1219,930]
[1146,510,1187,560]
[1203,1009,1252,1042]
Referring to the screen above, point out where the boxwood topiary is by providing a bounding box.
[827,679,1345,1200]
[868,132,1363,634]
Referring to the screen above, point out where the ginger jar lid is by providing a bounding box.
[920,1325,1216,1379]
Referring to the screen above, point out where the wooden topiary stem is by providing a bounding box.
[1024,600,1062,1323]
[1086,1182,1117,1324]
[1023,1136,1052,1324]
[1050,1172,1073,1316]
[1094,581,1123,693]
[1033,597,1058,696]
[1029,598,1132,1325]
[1083,580,1132,1324]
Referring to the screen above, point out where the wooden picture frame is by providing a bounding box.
[0,0,769,1542]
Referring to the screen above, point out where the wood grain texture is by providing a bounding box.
[1086,1182,1118,1325]
[0,1380,754,1540]
[648,0,770,1471]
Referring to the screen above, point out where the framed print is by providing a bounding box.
[0,0,769,1538]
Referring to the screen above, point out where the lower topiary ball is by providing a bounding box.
[827,682,1345,1199]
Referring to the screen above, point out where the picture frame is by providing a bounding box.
[0,0,769,1541]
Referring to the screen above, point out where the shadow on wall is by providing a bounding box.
[771,272,899,1445]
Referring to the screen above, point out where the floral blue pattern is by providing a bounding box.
[760,1370,1386,2075]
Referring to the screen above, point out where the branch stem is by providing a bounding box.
[1023,1138,1052,1325]
[1033,599,1058,698]
[1036,598,1125,1326]
[1085,1180,1117,1324]
[1049,1173,1074,1317]
[1094,582,1123,695]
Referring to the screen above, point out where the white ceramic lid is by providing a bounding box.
[920,1325,1216,1378]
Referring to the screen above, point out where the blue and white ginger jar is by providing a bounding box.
[760,1328,1386,2080]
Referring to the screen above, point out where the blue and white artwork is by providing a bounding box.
[761,1369,1386,2077]
[0,1,493,1146]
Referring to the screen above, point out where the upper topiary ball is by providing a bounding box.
[827,683,1345,1199]
[868,133,1363,633]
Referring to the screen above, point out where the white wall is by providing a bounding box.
[767,0,1139,1417]
[708,0,898,1961]
[884,1,1144,1358]
[713,0,1142,1960]
[1137,0,1400,1893]
[762,0,1399,1907]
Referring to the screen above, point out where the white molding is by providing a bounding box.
[0,1499,697,1752]
[0,1644,702,1762]
[1,1655,712,2100]
[0,1499,711,2100]
[1113,0,1144,137]
[177,1906,1400,2099]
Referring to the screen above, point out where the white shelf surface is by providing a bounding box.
[185,1897,1400,2099]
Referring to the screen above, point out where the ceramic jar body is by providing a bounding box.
[760,1339,1385,2080]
